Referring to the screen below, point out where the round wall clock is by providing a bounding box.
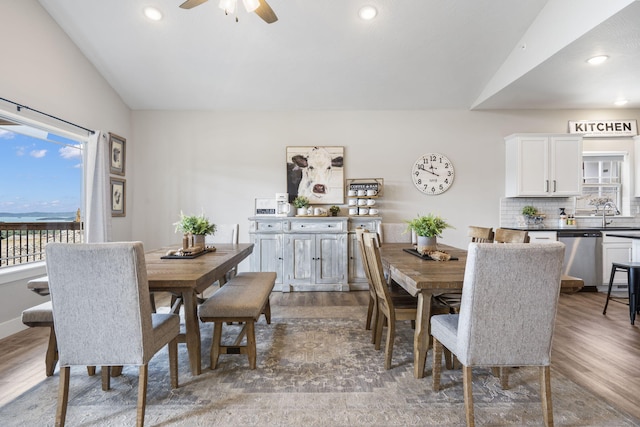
[411,153,455,195]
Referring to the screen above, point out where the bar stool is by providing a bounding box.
[603,262,640,325]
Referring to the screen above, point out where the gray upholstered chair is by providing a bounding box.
[431,242,565,427]
[380,223,412,244]
[205,223,240,284]
[46,242,179,427]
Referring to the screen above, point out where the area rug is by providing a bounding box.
[1,306,638,426]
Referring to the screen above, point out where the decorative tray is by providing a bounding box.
[161,246,216,259]
[403,248,458,261]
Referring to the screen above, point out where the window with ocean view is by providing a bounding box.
[0,117,84,267]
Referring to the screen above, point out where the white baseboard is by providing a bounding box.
[0,317,28,340]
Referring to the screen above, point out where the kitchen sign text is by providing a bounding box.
[568,120,637,137]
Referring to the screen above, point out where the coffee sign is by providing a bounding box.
[568,120,637,137]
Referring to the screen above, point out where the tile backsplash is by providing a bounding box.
[500,197,640,228]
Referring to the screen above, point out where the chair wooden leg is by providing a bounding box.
[169,339,178,389]
[463,365,475,427]
[210,322,223,369]
[432,338,443,391]
[444,348,453,370]
[101,366,111,391]
[56,366,70,427]
[500,367,510,389]
[45,326,58,377]
[540,365,554,427]
[246,321,257,369]
[366,292,375,330]
[384,318,395,370]
[87,366,96,376]
[374,311,385,350]
[370,300,378,344]
[137,364,148,427]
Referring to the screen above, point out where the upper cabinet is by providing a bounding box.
[505,133,583,197]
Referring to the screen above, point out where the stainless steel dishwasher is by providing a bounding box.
[557,230,602,291]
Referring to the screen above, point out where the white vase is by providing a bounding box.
[297,207,307,216]
[417,235,437,253]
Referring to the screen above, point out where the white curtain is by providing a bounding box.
[84,131,111,243]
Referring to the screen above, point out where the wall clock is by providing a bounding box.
[411,153,455,195]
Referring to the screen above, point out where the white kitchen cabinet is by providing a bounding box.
[528,231,557,244]
[505,133,582,197]
[601,233,632,287]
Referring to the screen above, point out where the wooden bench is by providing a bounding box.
[199,272,276,369]
[21,301,58,376]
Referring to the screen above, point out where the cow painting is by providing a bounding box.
[286,146,344,204]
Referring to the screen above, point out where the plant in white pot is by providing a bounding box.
[174,211,216,249]
[293,196,310,216]
[405,213,453,254]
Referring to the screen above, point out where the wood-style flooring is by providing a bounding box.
[1,291,639,421]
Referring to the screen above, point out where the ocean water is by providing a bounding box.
[0,213,76,223]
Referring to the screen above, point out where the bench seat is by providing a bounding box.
[22,301,58,376]
[199,272,276,369]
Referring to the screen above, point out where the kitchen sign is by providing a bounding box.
[568,120,637,137]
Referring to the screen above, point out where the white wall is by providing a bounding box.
[0,0,132,338]
[131,109,640,251]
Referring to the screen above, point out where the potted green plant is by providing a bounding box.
[405,213,453,253]
[329,205,340,217]
[293,196,310,215]
[174,211,216,248]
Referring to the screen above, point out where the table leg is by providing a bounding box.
[413,291,432,379]
[182,290,202,375]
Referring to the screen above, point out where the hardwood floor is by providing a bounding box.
[1,291,639,421]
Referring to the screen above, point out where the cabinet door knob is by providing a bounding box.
[553,180,557,192]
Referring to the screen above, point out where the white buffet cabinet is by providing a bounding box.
[249,216,381,292]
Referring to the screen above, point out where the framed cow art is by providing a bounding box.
[286,146,344,205]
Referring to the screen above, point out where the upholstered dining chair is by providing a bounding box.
[495,227,530,243]
[45,242,179,427]
[380,222,413,244]
[431,242,565,427]
[436,226,494,312]
[206,223,240,285]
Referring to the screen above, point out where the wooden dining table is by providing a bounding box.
[28,243,254,376]
[379,242,584,379]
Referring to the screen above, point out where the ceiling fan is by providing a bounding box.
[179,0,278,24]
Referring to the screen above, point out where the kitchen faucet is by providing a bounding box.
[601,201,620,228]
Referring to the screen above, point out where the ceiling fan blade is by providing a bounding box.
[179,0,209,9]
[255,0,278,23]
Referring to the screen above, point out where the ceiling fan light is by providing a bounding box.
[242,0,260,13]
[219,0,236,14]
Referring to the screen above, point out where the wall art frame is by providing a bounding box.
[109,132,126,175]
[286,146,344,205]
[110,177,126,217]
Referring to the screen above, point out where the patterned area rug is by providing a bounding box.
[1,306,638,426]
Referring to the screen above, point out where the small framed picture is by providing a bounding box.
[110,177,126,217]
[109,132,126,175]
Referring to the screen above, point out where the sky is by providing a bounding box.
[0,126,83,214]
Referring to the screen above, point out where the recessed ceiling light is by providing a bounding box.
[358,5,378,20]
[144,6,163,21]
[587,55,608,65]
[614,99,629,106]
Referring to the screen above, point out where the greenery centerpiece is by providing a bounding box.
[405,213,453,253]
[174,211,216,248]
[329,205,340,216]
[293,196,310,215]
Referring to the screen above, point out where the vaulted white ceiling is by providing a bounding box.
[38,0,640,111]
